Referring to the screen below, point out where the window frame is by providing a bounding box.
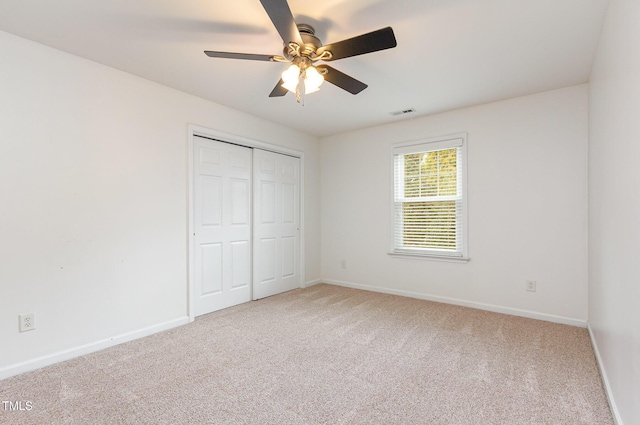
[389,133,469,262]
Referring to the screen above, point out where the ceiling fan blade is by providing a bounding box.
[204,51,276,61]
[259,0,303,46]
[317,65,368,94]
[269,79,288,97]
[317,27,397,61]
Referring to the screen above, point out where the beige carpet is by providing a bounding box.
[1,284,613,424]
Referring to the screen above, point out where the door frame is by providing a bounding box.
[187,124,305,322]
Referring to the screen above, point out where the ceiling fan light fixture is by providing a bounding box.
[303,66,324,94]
[281,63,324,95]
[281,64,301,93]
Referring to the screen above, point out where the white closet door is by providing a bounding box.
[193,136,252,315]
[253,149,301,299]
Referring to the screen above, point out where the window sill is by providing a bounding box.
[388,251,470,263]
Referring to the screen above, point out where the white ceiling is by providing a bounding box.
[0,0,609,137]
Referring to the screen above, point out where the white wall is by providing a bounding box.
[588,0,640,423]
[321,85,588,324]
[0,31,321,376]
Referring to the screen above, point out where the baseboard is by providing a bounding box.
[323,279,587,328]
[588,323,623,425]
[0,316,190,381]
[302,278,322,288]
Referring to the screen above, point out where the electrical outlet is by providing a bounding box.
[341,260,347,269]
[526,280,537,292]
[19,313,35,332]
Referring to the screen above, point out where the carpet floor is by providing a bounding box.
[1,284,613,424]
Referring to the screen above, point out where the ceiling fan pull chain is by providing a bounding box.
[296,70,305,104]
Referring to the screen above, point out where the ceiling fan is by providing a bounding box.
[204,0,397,103]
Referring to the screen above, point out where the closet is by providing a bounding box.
[192,135,300,316]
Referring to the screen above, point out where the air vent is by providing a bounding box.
[390,108,416,116]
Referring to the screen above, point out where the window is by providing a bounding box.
[391,134,468,260]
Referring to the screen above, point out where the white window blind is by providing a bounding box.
[392,136,467,258]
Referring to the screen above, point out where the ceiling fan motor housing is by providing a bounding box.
[283,24,322,59]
